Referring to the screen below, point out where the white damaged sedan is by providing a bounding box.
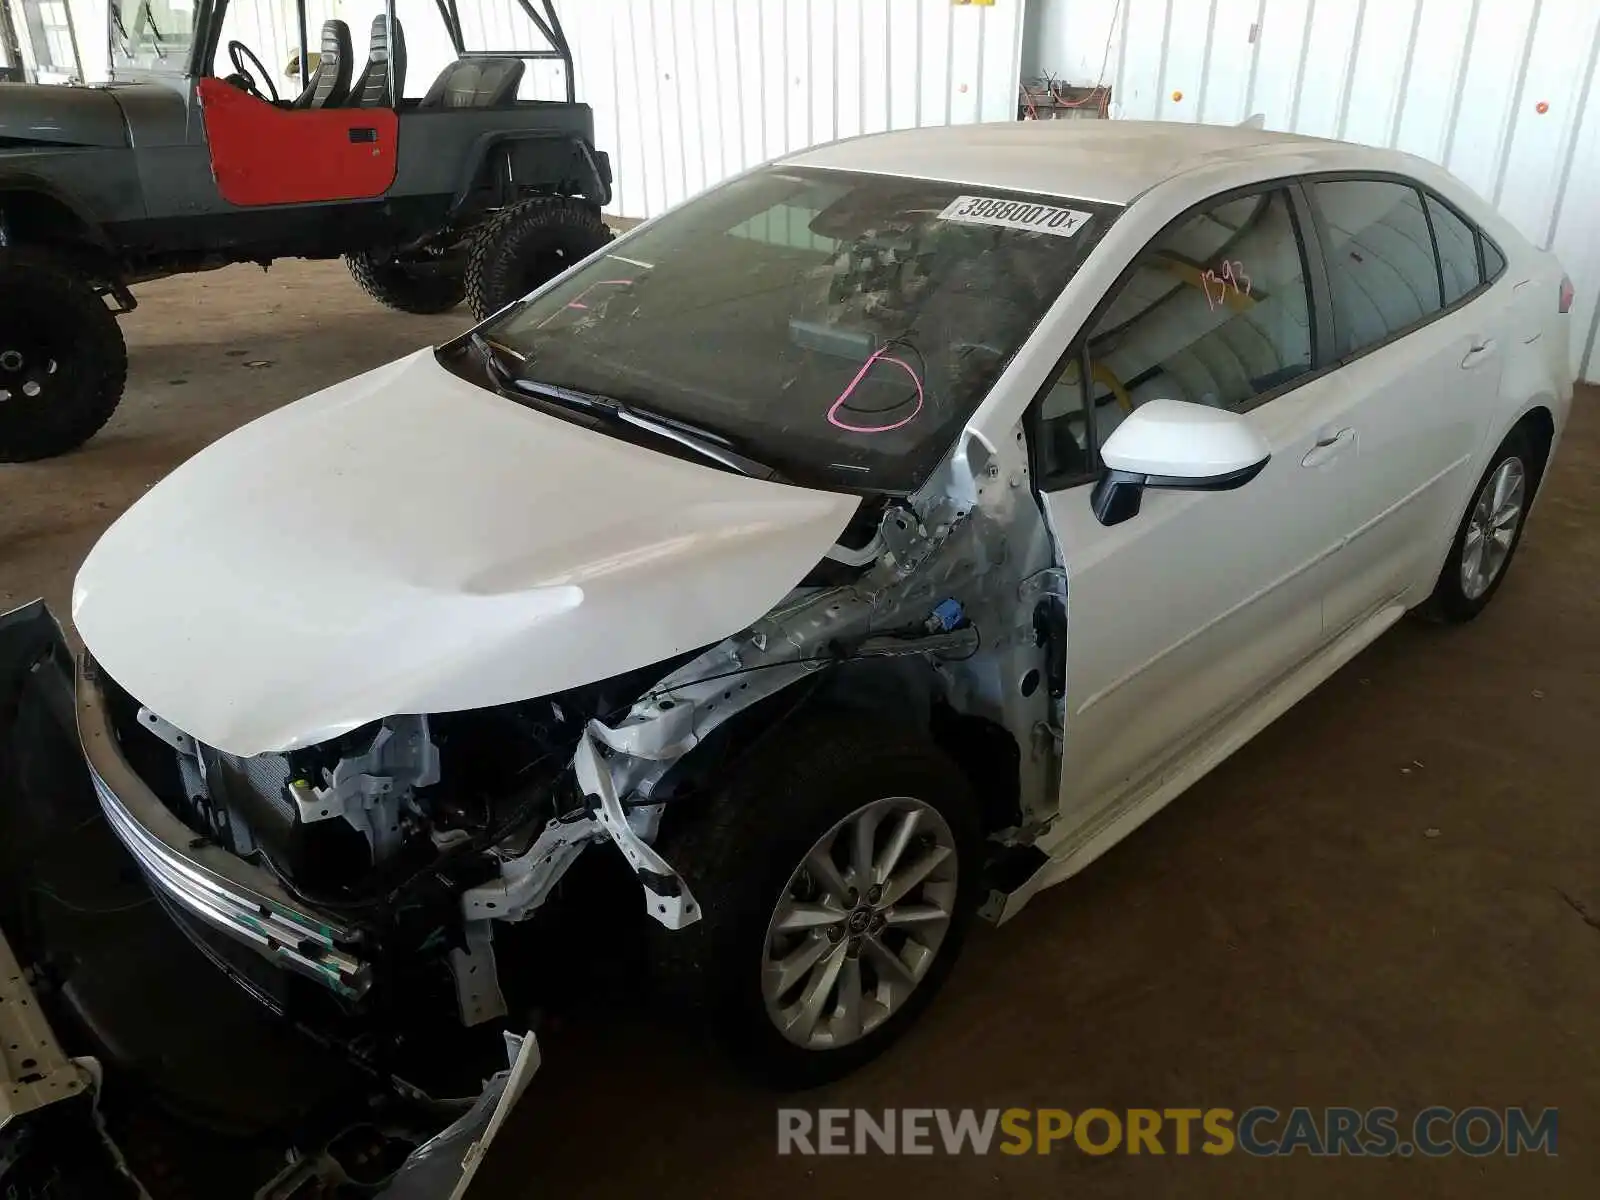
[45,120,1577,1087]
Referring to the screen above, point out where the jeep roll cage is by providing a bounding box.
[111,0,577,104]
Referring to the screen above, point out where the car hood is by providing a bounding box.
[72,350,861,756]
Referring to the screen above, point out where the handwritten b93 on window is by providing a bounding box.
[1202,260,1252,311]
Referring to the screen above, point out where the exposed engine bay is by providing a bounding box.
[98,419,1064,1034]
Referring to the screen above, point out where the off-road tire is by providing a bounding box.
[343,252,465,315]
[0,248,126,462]
[464,196,612,320]
[647,711,983,1089]
[1420,426,1538,624]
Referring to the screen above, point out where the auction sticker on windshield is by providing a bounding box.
[938,196,1093,236]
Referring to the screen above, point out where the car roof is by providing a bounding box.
[783,120,1368,207]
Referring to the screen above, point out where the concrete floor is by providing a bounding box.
[2,261,1597,1198]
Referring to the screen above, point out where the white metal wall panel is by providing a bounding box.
[1026,0,1600,380]
[580,0,1024,218]
[68,0,106,81]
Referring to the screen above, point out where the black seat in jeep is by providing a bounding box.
[350,15,407,108]
[291,20,352,109]
[418,58,527,109]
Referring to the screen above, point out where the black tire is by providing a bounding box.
[1420,427,1537,623]
[344,252,465,315]
[464,196,612,320]
[0,248,126,462]
[648,711,983,1089]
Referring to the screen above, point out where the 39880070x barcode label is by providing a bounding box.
[937,195,1093,237]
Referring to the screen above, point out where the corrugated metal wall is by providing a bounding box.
[567,0,1026,220]
[1024,0,1600,381]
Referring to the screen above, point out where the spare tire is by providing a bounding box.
[0,248,127,462]
[344,252,466,315]
[464,196,612,320]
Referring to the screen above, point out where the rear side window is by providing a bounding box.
[1426,195,1480,305]
[1313,180,1442,357]
[1482,236,1507,281]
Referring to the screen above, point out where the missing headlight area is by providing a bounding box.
[98,421,1062,1034]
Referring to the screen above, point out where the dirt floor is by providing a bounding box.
[2,260,1597,1198]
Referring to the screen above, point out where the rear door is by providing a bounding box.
[1035,185,1359,821]
[1302,178,1510,632]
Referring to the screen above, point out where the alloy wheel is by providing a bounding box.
[761,796,958,1051]
[1460,456,1526,600]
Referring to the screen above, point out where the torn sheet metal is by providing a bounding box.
[573,726,701,929]
[379,1032,541,1200]
[0,929,93,1129]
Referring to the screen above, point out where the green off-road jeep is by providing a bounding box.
[0,0,614,461]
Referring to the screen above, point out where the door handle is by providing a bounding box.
[1301,427,1355,468]
[1460,338,1496,368]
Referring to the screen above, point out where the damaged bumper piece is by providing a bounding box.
[78,656,373,1000]
[0,600,537,1199]
[76,621,700,1028]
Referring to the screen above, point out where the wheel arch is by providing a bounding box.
[1414,398,1558,613]
[0,181,115,256]
[447,132,611,221]
[649,659,1025,839]
[1509,402,1556,491]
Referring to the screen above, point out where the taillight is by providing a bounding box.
[1559,274,1575,314]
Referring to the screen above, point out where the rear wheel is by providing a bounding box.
[344,251,465,315]
[648,712,982,1088]
[1421,428,1536,623]
[0,248,127,462]
[463,196,612,320]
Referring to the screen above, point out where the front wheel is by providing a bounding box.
[0,249,127,462]
[648,712,982,1088]
[463,196,612,320]
[1421,428,1536,623]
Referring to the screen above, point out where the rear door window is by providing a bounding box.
[1312,180,1442,357]
[1426,195,1481,306]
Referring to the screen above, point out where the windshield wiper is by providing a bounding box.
[110,7,131,56]
[138,2,168,59]
[465,333,778,479]
[510,377,783,482]
[469,331,529,392]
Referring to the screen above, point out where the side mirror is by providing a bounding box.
[1091,399,1272,527]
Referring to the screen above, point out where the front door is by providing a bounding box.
[196,78,398,207]
[1034,186,1357,821]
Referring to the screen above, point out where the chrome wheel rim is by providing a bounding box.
[1461,456,1526,601]
[761,796,958,1051]
[0,339,60,405]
